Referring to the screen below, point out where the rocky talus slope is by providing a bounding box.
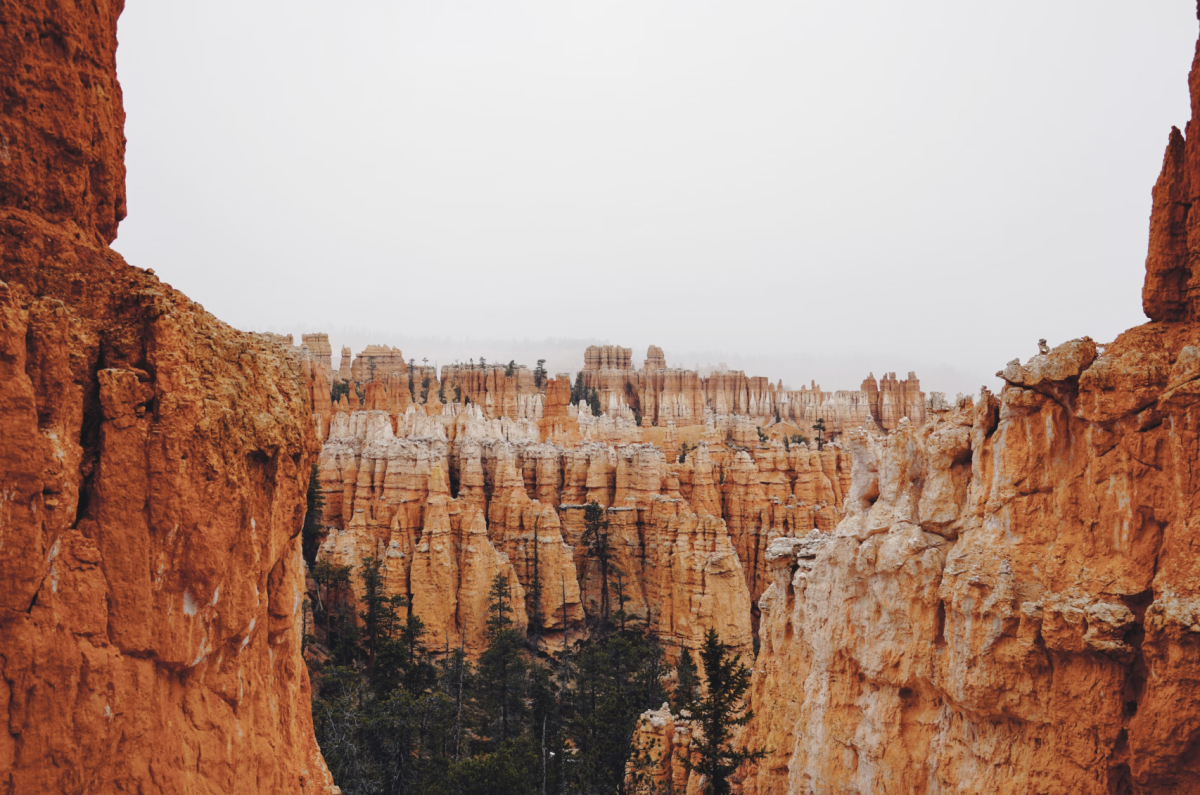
[0,2,333,792]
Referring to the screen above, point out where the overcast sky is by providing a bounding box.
[113,1,1196,396]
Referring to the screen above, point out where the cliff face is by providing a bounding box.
[0,3,332,792]
[736,19,1200,790]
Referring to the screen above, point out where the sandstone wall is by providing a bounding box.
[741,243,1200,794]
[0,2,333,792]
[310,400,856,666]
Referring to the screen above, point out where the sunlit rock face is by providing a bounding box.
[0,2,334,791]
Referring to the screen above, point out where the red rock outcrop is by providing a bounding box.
[572,345,922,435]
[301,332,334,372]
[625,704,698,795]
[440,364,542,420]
[584,344,633,370]
[742,184,1200,795]
[0,3,333,792]
[644,345,668,370]
[349,344,406,383]
[861,370,927,430]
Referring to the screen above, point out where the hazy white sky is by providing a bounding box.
[113,1,1197,396]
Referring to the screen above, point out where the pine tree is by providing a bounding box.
[528,520,543,635]
[534,359,547,388]
[312,560,354,661]
[581,501,612,629]
[588,388,602,417]
[813,417,826,451]
[571,372,585,405]
[689,629,768,795]
[673,646,701,715]
[358,555,406,677]
[610,567,630,633]
[567,632,666,794]
[480,574,528,743]
[399,613,436,694]
[302,461,325,567]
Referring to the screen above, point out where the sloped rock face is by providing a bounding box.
[741,347,1200,793]
[736,18,1200,795]
[0,3,333,793]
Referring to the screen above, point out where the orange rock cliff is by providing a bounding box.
[6,1,1199,794]
[726,12,1200,795]
[0,2,333,793]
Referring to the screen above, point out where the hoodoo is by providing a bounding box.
[3,2,1197,794]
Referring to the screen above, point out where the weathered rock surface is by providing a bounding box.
[625,704,698,795]
[741,345,1200,793]
[0,2,333,792]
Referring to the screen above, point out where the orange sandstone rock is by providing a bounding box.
[0,3,333,791]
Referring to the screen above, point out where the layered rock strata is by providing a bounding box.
[569,346,924,433]
[310,398,856,663]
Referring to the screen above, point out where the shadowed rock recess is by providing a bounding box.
[4,2,1200,794]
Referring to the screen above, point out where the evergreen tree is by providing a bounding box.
[611,567,630,634]
[688,629,768,795]
[312,560,355,661]
[479,574,528,744]
[581,501,612,628]
[534,359,547,388]
[358,555,406,679]
[528,521,543,636]
[409,358,417,399]
[812,417,826,451]
[588,388,602,417]
[399,613,437,694]
[302,462,325,567]
[505,359,516,377]
[672,647,701,715]
[571,372,585,405]
[331,380,350,404]
[756,426,768,444]
[567,632,666,795]
[434,738,539,795]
